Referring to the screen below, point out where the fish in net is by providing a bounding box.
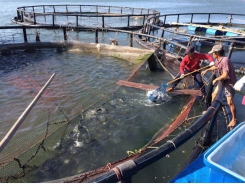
[147,83,171,103]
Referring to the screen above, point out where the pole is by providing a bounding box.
[0,73,56,153]
[167,65,210,85]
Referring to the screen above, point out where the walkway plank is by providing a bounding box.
[116,80,200,95]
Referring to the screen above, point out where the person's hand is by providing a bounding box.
[234,81,244,91]
[201,70,207,76]
[212,79,218,85]
[209,61,214,66]
[180,74,185,79]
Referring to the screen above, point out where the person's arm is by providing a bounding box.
[212,71,228,85]
[201,65,217,76]
[198,53,213,62]
[197,53,214,66]
[179,57,186,74]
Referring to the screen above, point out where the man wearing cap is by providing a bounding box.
[201,44,237,129]
[167,45,214,98]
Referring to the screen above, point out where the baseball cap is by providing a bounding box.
[208,44,223,54]
[184,46,195,55]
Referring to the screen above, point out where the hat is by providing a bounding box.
[208,44,223,54]
[184,46,195,55]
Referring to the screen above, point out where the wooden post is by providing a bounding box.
[34,13,36,25]
[130,33,133,47]
[161,28,165,38]
[21,11,24,22]
[52,14,55,26]
[227,42,234,59]
[163,15,166,25]
[102,16,105,28]
[95,28,98,43]
[63,28,67,41]
[207,13,211,24]
[190,14,193,23]
[127,15,130,27]
[0,73,56,153]
[163,41,166,50]
[147,25,151,41]
[23,27,27,42]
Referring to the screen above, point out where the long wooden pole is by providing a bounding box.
[167,65,210,85]
[0,73,56,153]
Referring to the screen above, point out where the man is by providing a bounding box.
[201,44,237,129]
[167,45,214,98]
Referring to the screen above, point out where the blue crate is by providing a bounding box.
[204,122,245,182]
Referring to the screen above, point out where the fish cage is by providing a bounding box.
[13,5,160,30]
[0,8,244,183]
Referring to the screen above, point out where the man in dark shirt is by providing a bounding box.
[167,46,214,97]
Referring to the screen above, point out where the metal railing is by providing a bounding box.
[13,5,160,29]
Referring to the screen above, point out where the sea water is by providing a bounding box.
[0,0,245,183]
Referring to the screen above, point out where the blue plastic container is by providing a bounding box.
[206,28,223,35]
[225,32,239,36]
[187,25,198,31]
[204,122,245,182]
[171,122,245,183]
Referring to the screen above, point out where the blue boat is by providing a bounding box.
[171,121,245,183]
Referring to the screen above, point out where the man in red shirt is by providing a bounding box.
[167,45,214,98]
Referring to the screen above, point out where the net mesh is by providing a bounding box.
[0,120,69,181]
[0,42,201,183]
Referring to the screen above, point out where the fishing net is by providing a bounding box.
[0,43,155,182]
[0,34,203,183]
[147,83,171,103]
[62,91,199,183]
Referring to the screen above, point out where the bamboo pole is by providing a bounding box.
[167,65,210,85]
[0,73,56,153]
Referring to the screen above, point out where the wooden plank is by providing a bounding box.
[117,80,157,90]
[116,80,200,95]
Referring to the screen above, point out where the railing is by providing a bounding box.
[141,13,245,45]
[14,5,160,29]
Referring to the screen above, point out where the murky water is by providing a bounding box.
[0,0,245,183]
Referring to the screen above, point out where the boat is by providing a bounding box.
[171,121,245,183]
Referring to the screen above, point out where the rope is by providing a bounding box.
[112,167,121,181]
[153,52,175,78]
[167,140,176,149]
